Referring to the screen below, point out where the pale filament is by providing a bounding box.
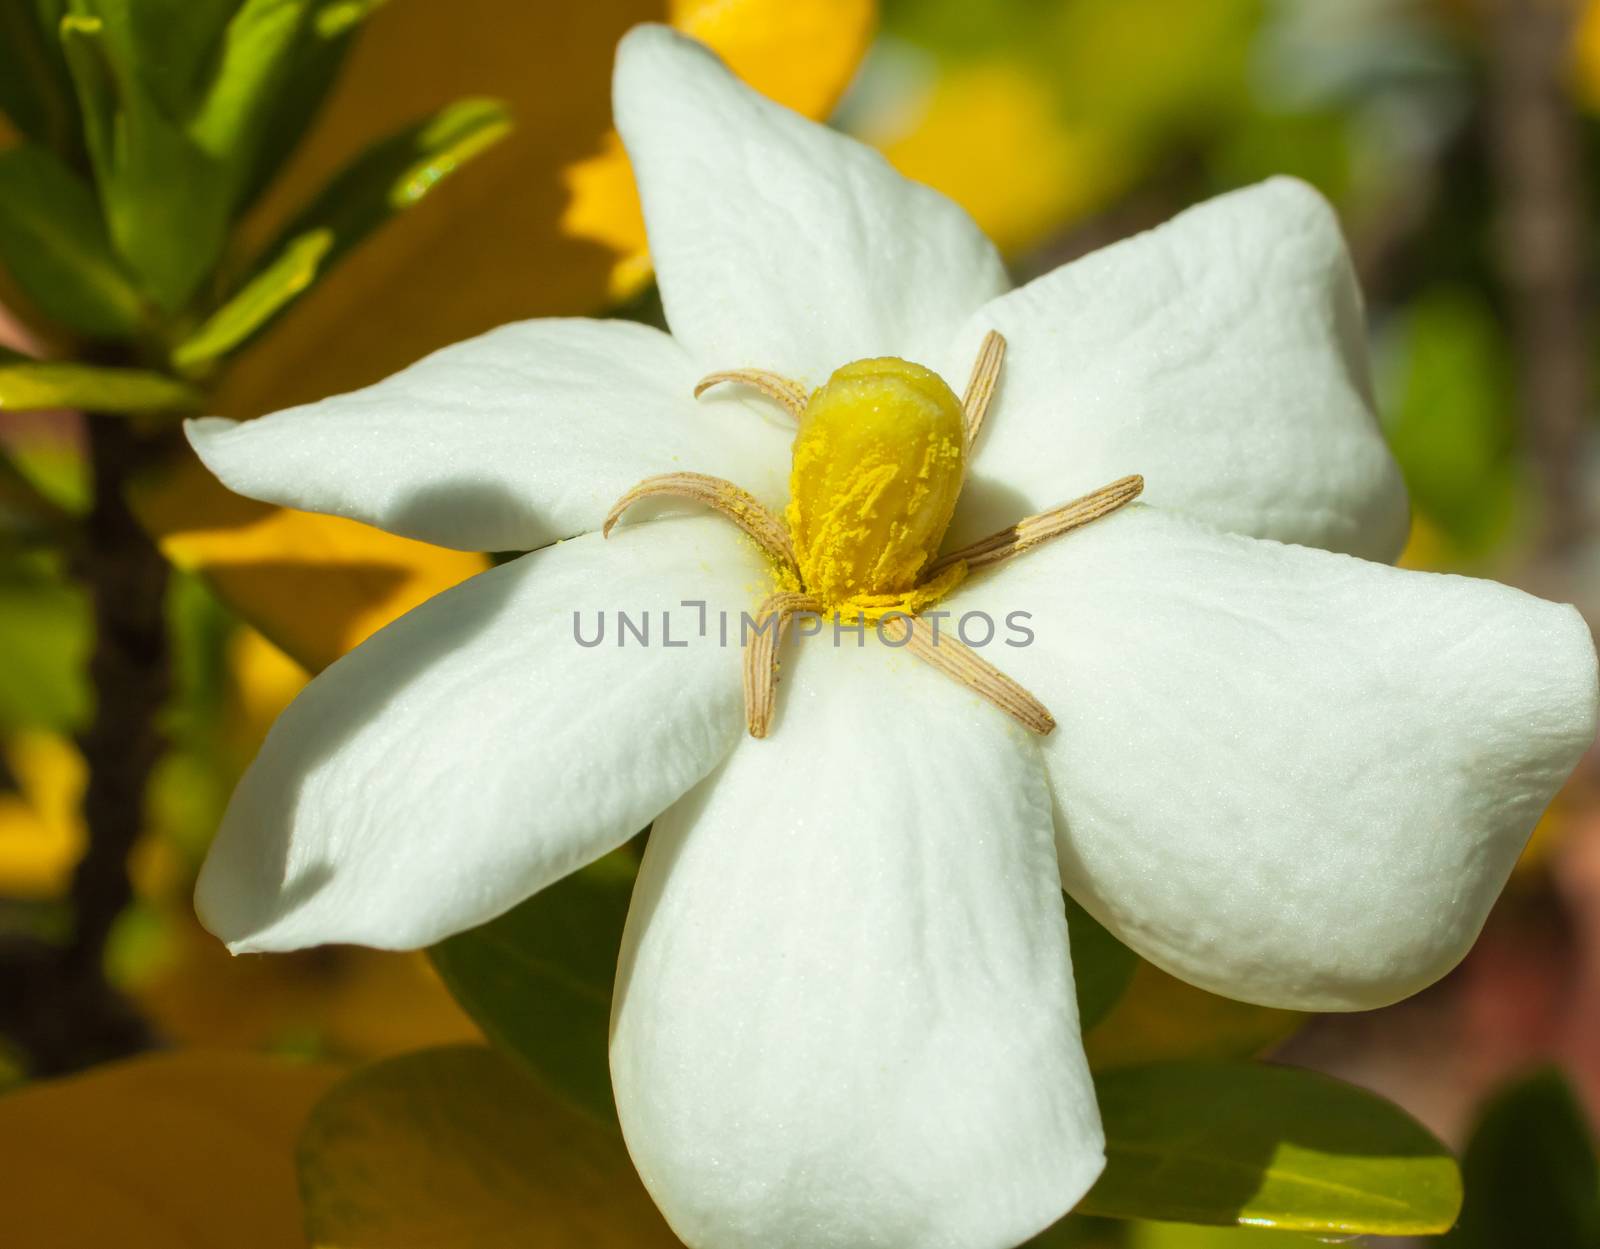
[961,330,1005,452]
[927,474,1144,577]
[693,369,808,421]
[602,471,798,576]
[881,614,1055,735]
[600,334,1143,738]
[743,591,820,739]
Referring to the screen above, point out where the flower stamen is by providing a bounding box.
[881,613,1055,734]
[603,471,798,575]
[961,330,1006,453]
[744,590,820,738]
[928,475,1144,577]
[606,340,1140,742]
[694,369,808,421]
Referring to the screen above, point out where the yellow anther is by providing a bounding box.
[785,358,966,611]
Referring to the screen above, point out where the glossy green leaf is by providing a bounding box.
[0,358,200,414]
[1066,893,1137,1031]
[1081,1061,1462,1235]
[1443,1067,1600,1248]
[298,1045,680,1249]
[0,143,144,336]
[210,97,511,363]
[429,851,634,1125]
[173,229,333,372]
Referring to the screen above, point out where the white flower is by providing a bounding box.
[186,24,1598,1249]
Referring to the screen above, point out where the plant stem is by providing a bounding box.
[68,415,171,978]
[0,414,171,1074]
[1483,0,1594,556]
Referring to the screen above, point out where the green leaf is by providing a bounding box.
[59,9,231,311]
[1443,1067,1600,1248]
[200,97,511,366]
[1381,287,1518,555]
[172,229,334,372]
[0,552,89,731]
[1080,1061,1462,1235]
[1066,894,1137,1031]
[0,143,144,337]
[230,0,389,212]
[429,851,633,1125]
[298,1046,681,1249]
[0,0,81,155]
[0,358,201,414]
[1083,960,1303,1072]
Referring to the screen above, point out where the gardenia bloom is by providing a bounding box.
[188,24,1598,1249]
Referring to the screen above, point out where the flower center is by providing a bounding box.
[785,358,967,615]
[602,331,1145,738]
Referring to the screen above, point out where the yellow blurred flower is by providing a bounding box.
[871,62,1130,257]
[0,732,84,899]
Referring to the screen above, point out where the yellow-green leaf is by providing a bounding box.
[1081,1061,1463,1235]
[173,228,334,373]
[1084,959,1303,1071]
[180,97,510,375]
[429,852,636,1125]
[59,11,231,311]
[298,1045,681,1248]
[0,358,200,414]
[0,1050,340,1249]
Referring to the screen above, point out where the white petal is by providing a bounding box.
[613,25,1009,386]
[196,517,768,952]
[186,318,791,552]
[945,505,1598,1011]
[611,640,1103,1249]
[944,178,1410,561]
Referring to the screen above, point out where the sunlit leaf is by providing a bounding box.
[430,851,636,1125]
[130,455,488,674]
[1084,959,1303,1071]
[0,1050,340,1249]
[1126,1222,1322,1248]
[173,229,334,373]
[219,0,874,416]
[59,10,232,310]
[0,357,200,414]
[1066,894,1137,1031]
[1443,1067,1600,1248]
[0,144,144,337]
[177,98,512,373]
[299,1045,681,1249]
[1080,1061,1462,1235]
[191,0,329,187]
